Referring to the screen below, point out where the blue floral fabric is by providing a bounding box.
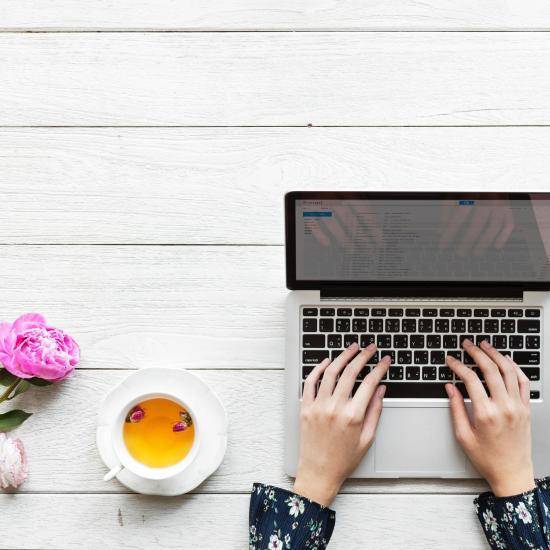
[249,483,335,549]
[475,477,550,549]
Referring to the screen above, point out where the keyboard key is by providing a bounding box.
[402,319,417,332]
[460,334,474,346]
[530,391,541,399]
[463,352,475,365]
[360,334,375,347]
[303,308,318,316]
[388,308,404,317]
[526,335,540,349]
[426,335,441,348]
[501,319,516,333]
[380,350,395,363]
[353,319,367,332]
[405,308,421,317]
[455,383,468,398]
[371,308,386,317]
[303,334,325,348]
[406,367,420,380]
[344,334,359,347]
[430,351,445,365]
[367,351,380,364]
[357,366,371,380]
[513,352,540,365]
[414,350,429,364]
[518,320,540,333]
[389,367,404,380]
[435,319,449,333]
[337,308,352,317]
[303,350,329,364]
[331,350,341,361]
[439,366,453,380]
[490,309,506,318]
[354,308,369,317]
[327,334,342,348]
[451,319,466,333]
[385,319,400,333]
[303,318,317,332]
[526,309,541,317]
[472,367,484,381]
[302,365,315,378]
[383,382,447,398]
[410,335,425,348]
[369,319,383,332]
[422,308,437,317]
[440,309,455,317]
[475,335,490,346]
[377,334,392,348]
[468,319,482,333]
[509,336,523,349]
[422,367,437,380]
[320,308,335,316]
[447,350,462,361]
[319,318,334,332]
[484,320,499,333]
[521,367,540,381]
[509,309,523,317]
[397,350,412,364]
[457,309,472,317]
[336,319,350,332]
[474,309,489,317]
[492,335,507,349]
[443,335,458,349]
[418,319,433,333]
[394,335,408,349]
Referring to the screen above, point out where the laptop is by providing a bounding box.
[284,191,550,478]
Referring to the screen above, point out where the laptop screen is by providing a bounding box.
[286,192,550,289]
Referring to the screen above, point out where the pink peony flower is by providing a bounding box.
[0,432,27,489]
[0,313,79,382]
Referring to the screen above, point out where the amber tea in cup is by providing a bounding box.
[123,397,195,468]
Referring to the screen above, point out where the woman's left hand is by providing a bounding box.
[293,342,391,506]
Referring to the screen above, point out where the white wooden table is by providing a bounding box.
[1,3,549,548]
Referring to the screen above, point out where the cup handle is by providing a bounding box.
[103,464,123,482]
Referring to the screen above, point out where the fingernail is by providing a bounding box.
[377,385,386,398]
[382,355,392,364]
[348,342,358,350]
[480,339,490,349]
[366,343,376,350]
[462,338,472,347]
[445,384,454,398]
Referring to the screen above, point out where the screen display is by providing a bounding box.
[294,196,550,283]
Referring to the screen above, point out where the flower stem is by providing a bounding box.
[0,379,21,404]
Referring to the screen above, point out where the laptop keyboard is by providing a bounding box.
[301,306,542,399]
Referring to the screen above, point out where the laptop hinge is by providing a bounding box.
[320,285,524,300]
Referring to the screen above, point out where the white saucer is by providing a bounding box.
[96,367,227,496]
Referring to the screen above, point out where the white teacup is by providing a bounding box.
[103,391,201,482]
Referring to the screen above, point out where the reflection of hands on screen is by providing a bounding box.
[439,199,515,257]
[309,204,384,252]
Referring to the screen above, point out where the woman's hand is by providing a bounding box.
[446,339,534,497]
[293,342,391,506]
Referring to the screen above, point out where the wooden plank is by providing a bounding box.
[0,493,486,549]
[10,369,485,494]
[1,33,550,126]
[0,245,285,370]
[1,127,550,244]
[1,0,550,31]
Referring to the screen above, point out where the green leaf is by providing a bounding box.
[0,369,18,387]
[7,380,31,400]
[0,409,32,431]
[28,377,53,387]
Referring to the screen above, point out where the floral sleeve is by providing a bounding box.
[249,483,336,549]
[475,476,550,549]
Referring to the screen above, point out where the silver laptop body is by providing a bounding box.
[284,192,550,478]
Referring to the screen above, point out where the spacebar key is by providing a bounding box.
[382,383,448,398]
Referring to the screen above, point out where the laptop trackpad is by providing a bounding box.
[375,407,466,475]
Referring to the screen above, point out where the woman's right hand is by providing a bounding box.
[445,339,535,497]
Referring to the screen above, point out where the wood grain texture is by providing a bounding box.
[2,127,550,244]
[9,370,486,495]
[2,33,550,126]
[0,493,486,549]
[1,0,550,31]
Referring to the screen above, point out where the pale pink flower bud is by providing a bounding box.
[172,421,188,432]
[0,433,28,489]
